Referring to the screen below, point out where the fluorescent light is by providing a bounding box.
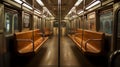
[36,0,44,6]
[14,0,32,10]
[86,0,100,10]
[14,0,22,4]
[23,3,33,10]
[78,10,84,14]
[68,8,72,14]
[34,10,41,14]
[43,7,52,16]
[68,7,76,15]
[67,0,82,15]
[74,0,83,6]
[58,0,61,5]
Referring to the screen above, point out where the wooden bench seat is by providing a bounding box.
[82,30,105,54]
[14,29,48,54]
[44,28,52,36]
[74,29,83,48]
[69,29,105,55]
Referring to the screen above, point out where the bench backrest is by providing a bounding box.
[15,31,32,50]
[44,28,51,35]
[83,30,105,51]
[33,29,42,40]
[14,29,42,50]
[74,29,83,38]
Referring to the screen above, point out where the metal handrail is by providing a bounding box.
[84,39,102,51]
[109,50,120,67]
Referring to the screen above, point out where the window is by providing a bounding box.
[14,14,18,32]
[54,21,59,27]
[87,12,96,31]
[80,16,84,29]
[61,22,66,27]
[84,16,88,30]
[0,5,4,31]
[5,9,18,34]
[100,9,113,34]
[34,16,38,29]
[23,13,30,31]
[24,13,30,28]
[76,18,80,29]
[5,13,12,34]
[37,18,41,29]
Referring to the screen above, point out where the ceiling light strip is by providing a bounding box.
[86,0,100,10]
[68,7,76,15]
[74,0,83,6]
[36,0,44,7]
[14,0,22,4]
[78,10,84,14]
[23,3,33,10]
[14,0,33,10]
[36,0,53,16]
[67,0,83,17]
[34,10,41,14]
[43,7,53,16]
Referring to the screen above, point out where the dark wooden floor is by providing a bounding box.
[13,36,108,67]
[60,36,107,67]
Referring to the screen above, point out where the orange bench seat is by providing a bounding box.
[69,29,105,55]
[14,29,48,54]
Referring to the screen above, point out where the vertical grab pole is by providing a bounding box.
[32,18,34,52]
[81,0,85,49]
[58,0,61,67]
[32,0,34,52]
[109,50,120,67]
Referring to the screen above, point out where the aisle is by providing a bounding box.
[25,36,103,67]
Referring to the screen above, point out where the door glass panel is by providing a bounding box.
[100,10,113,34]
[118,11,120,37]
[117,10,120,49]
[23,13,30,31]
[14,14,18,32]
[5,13,13,34]
[33,16,38,29]
[5,9,18,34]
[87,12,96,31]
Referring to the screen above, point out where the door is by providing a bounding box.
[61,22,66,36]
[112,3,120,51]
[116,9,120,50]
[109,3,120,67]
[0,4,6,67]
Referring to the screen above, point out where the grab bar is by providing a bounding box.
[109,50,120,67]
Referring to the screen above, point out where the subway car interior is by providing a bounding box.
[0,0,120,67]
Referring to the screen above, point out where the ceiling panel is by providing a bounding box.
[25,0,32,5]
[101,0,108,2]
[85,0,94,6]
[34,0,43,11]
[76,1,83,11]
[24,0,105,19]
[25,0,43,11]
[76,0,95,13]
[42,0,77,18]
